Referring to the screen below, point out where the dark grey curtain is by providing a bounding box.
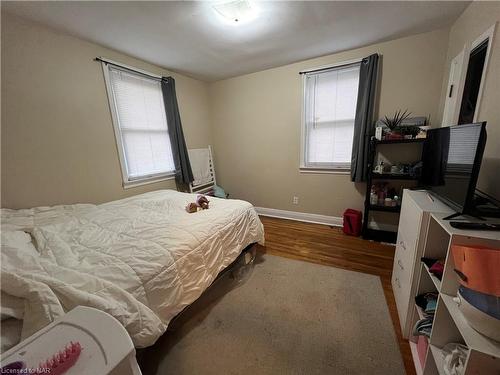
[161,77,194,189]
[351,54,379,182]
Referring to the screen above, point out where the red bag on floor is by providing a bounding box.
[343,209,362,236]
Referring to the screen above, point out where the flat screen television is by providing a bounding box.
[420,122,487,217]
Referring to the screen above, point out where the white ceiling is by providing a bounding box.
[3,1,469,82]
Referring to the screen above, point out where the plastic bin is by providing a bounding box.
[457,289,500,342]
[451,244,500,297]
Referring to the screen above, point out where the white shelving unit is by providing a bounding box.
[423,263,442,291]
[429,344,445,375]
[408,213,500,375]
[409,340,424,375]
[391,190,453,339]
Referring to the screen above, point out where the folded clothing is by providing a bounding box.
[430,261,444,280]
[422,257,445,280]
[415,292,438,317]
[425,299,437,315]
[412,317,433,338]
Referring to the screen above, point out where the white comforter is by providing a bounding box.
[1,190,264,349]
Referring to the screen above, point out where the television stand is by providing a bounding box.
[442,212,486,221]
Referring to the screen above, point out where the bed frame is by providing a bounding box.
[136,243,258,370]
[169,242,257,326]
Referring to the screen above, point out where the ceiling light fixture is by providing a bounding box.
[212,0,257,25]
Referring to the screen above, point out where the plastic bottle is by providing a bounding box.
[370,185,378,205]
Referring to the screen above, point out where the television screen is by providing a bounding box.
[421,122,486,213]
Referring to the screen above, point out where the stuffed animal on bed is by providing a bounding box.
[185,195,210,213]
[196,195,209,210]
[185,202,199,213]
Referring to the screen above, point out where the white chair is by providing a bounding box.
[188,145,217,195]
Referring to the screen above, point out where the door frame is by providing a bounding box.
[442,46,468,126]
[469,23,496,122]
[442,22,497,126]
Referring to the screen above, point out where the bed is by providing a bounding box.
[0,190,264,352]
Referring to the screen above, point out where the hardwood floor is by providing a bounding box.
[258,216,416,375]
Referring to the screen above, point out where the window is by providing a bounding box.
[103,64,175,186]
[446,123,482,174]
[301,62,360,170]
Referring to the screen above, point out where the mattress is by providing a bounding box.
[0,190,264,349]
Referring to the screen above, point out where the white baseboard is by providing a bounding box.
[255,207,343,227]
[255,207,399,232]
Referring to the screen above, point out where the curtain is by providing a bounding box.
[161,77,194,189]
[350,54,379,182]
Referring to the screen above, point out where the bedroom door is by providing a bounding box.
[442,48,467,126]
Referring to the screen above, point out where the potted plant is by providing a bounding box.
[381,110,411,140]
[397,125,421,139]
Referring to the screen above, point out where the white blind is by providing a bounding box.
[447,125,481,165]
[303,63,360,169]
[108,66,175,180]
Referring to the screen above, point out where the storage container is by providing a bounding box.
[451,244,500,297]
[459,286,500,320]
[457,289,500,342]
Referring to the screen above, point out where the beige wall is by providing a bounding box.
[438,2,500,198]
[1,13,212,209]
[7,6,497,215]
[209,28,450,217]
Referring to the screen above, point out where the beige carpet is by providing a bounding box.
[139,254,405,375]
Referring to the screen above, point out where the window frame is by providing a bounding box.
[299,59,361,173]
[101,60,176,188]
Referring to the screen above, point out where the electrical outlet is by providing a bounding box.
[293,196,299,205]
